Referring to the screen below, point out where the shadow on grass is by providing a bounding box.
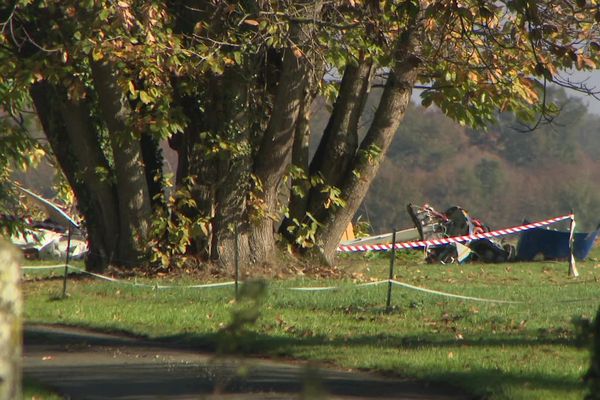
[155,330,586,397]
[157,329,578,354]
[426,368,583,398]
[25,324,587,398]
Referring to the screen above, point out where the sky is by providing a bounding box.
[565,71,600,114]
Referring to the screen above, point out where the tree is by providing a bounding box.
[474,158,504,198]
[2,0,600,270]
[1,2,160,270]
[0,240,21,400]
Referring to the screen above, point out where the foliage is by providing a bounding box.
[23,378,63,400]
[0,111,47,237]
[353,215,373,238]
[474,158,504,198]
[146,178,209,268]
[283,168,347,249]
[218,280,267,355]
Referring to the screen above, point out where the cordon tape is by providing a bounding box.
[336,214,573,253]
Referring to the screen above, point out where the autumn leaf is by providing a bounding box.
[139,90,153,104]
[291,44,304,58]
[92,49,103,61]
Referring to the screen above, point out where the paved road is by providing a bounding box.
[24,325,470,400]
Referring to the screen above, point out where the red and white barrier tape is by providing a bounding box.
[337,214,573,253]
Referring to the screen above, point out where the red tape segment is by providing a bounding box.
[337,214,573,253]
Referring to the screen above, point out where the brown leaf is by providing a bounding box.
[291,45,304,58]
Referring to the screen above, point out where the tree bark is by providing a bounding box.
[206,72,254,269]
[30,81,120,271]
[140,132,165,210]
[249,45,310,263]
[249,0,325,262]
[310,57,373,190]
[91,60,153,265]
[313,32,421,264]
[305,57,373,227]
[0,240,21,400]
[212,148,252,270]
[168,90,216,258]
[279,61,323,242]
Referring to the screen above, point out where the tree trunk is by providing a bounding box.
[30,81,120,272]
[249,0,329,261]
[0,240,21,400]
[279,62,323,242]
[212,149,252,270]
[250,45,310,263]
[169,91,216,258]
[140,132,165,210]
[91,60,153,266]
[308,57,373,208]
[313,32,421,264]
[206,72,254,270]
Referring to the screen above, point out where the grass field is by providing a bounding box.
[22,248,600,400]
[23,378,63,400]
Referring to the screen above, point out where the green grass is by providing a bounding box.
[23,378,63,399]
[22,248,600,400]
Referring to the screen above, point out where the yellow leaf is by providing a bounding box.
[139,90,152,104]
[33,148,46,158]
[425,18,437,31]
[583,56,596,69]
[128,81,137,96]
[92,49,103,61]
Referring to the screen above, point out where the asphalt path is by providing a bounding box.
[24,325,470,400]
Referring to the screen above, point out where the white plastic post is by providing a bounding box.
[569,212,579,277]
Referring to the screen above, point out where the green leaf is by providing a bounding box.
[139,91,153,104]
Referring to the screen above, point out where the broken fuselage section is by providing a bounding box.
[406,204,515,263]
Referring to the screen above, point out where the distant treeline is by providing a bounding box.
[356,88,600,233]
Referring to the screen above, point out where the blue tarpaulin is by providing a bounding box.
[516,226,600,261]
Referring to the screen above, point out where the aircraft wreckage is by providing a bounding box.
[339,203,599,264]
[8,186,87,260]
